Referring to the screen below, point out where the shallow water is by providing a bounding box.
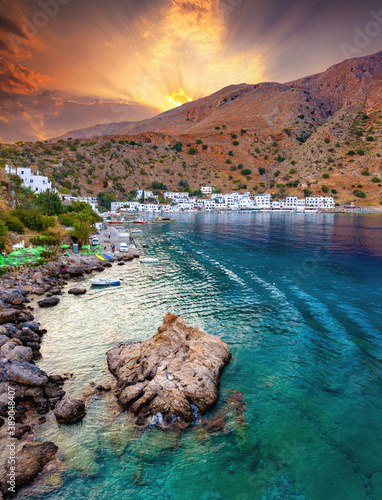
[26,212,382,500]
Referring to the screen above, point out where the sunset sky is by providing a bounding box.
[1,0,381,142]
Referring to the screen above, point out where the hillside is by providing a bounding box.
[2,51,382,206]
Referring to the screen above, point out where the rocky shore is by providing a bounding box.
[0,251,135,498]
[107,313,232,429]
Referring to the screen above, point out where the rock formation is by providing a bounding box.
[107,313,231,428]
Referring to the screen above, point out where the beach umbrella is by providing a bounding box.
[61,244,70,249]
[10,251,24,256]
[94,244,103,248]
[82,245,90,249]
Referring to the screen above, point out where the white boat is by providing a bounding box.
[140,258,159,263]
[89,278,121,286]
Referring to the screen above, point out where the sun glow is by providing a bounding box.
[167,88,193,107]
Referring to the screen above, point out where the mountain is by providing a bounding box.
[2,51,382,206]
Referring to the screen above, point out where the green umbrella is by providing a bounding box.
[94,244,102,248]
[61,244,70,249]
[10,251,24,256]
[82,245,90,249]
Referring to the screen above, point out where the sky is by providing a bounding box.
[1,0,381,142]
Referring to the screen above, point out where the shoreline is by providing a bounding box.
[0,251,138,498]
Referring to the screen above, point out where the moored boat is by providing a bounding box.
[89,278,121,286]
[151,216,175,223]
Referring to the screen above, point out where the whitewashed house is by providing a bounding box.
[5,165,51,193]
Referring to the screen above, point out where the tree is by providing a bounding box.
[69,221,94,247]
[97,192,116,210]
[0,219,7,251]
[35,190,64,215]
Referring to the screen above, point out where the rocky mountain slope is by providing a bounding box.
[1,51,382,205]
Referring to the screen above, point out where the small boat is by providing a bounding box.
[131,229,142,233]
[133,219,148,224]
[151,217,175,223]
[140,258,159,263]
[89,278,121,286]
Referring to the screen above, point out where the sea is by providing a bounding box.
[22,212,382,500]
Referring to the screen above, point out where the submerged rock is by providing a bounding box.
[107,313,231,428]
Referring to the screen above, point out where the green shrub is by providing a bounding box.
[283,128,291,136]
[230,165,237,171]
[12,209,55,232]
[347,150,355,156]
[371,176,381,183]
[331,189,337,194]
[196,140,203,145]
[357,149,365,156]
[188,148,196,155]
[366,136,374,141]
[322,173,330,179]
[289,168,297,174]
[5,215,24,234]
[241,169,251,176]
[321,185,329,193]
[0,220,7,251]
[274,170,280,177]
[30,232,60,247]
[361,170,370,176]
[276,156,285,162]
[324,137,330,143]
[354,189,366,198]
[233,140,239,146]
[258,167,265,175]
[226,159,232,164]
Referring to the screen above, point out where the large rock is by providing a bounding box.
[0,340,33,363]
[0,360,48,386]
[66,266,85,277]
[37,297,60,308]
[0,441,58,496]
[0,309,33,325]
[107,313,231,428]
[68,288,87,295]
[53,396,86,424]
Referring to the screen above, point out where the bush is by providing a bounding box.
[230,165,237,171]
[5,215,24,234]
[0,220,7,251]
[30,232,60,247]
[241,169,251,176]
[233,140,239,146]
[241,129,247,134]
[362,170,370,176]
[196,140,203,145]
[371,176,381,183]
[274,170,280,177]
[324,137,330,143]
[357,149,365,156]
[322,173,330,179]
[12,208,55,232]
[188,148,196,155]
[347,150,355,156]
[172,142,183,152]
[226,159,232,164]
[354,189,366,198]
[289,168,297,174]
[276,156,285,162]
[331,189,337,194]
[366,136,374,141]
[304,189,312,197]
[258,167,266,175]
[321,185,329,193]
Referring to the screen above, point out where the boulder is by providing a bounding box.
[68,288,87,295]
[0,442,58,496]
[4,292,26,306]
[66,266,85,277]
[0,309,33,325]
[0,340,33,363]
[37,297,60,308]
[0,360,48,386]
[107,313,231,428]
[53,396,86,424]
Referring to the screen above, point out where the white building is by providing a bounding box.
[201,186,213,195]
[5,165,52,193]
[135,190,158,201]
[305,196,335,209]
[255,194,271,209]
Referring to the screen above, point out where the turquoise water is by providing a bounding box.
[25,213,382,500]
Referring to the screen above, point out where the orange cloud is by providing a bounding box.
[0,57,53,94]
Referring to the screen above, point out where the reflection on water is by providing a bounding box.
[26,213,382,500]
